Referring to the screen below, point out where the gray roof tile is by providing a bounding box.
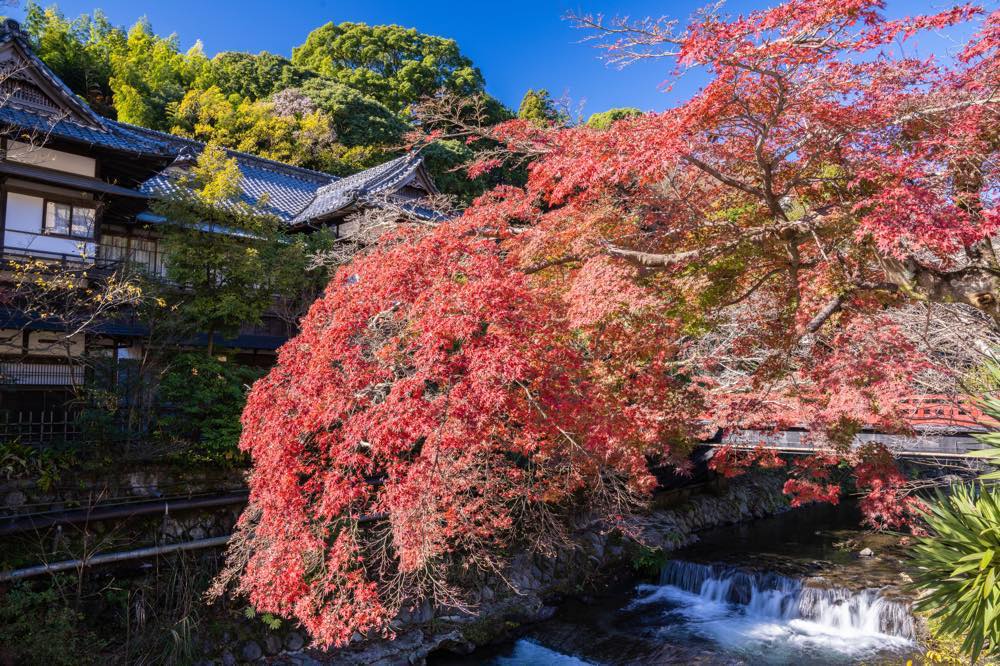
[124,124,435,224]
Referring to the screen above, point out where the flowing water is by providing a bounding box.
[432,504,919,665]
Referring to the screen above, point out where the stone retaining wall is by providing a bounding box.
[228,472,790,666]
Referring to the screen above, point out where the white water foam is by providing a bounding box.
[630,560,914,663]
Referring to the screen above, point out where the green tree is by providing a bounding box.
[297,77,407,147]
[155,351,264,463]
[169,86,340,171]
[420,138,525,204]
[517,88,563,126]
[153,144,318,353]
[199,50,311,100]
[109,18,205,128]
[22,2,124,115]
[586,107,642,130]
[291,22,484,112]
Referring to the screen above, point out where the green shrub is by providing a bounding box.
[630,544,666,579]
[156,352,265,465]
[0,439,76,490]
[0,579,103,665]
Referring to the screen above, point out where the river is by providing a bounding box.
[431,503,920,665]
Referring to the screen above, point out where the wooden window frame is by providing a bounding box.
[41,198,97,240]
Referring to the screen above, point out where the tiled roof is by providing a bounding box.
[0,104,175,156]
[123,123,436,224]
[0,20,108,129]
[289,153,431,224]
[0,19,175,156]
[124,125,328,221]
[128,124,337,222]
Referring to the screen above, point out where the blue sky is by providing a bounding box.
[9,0,982,117]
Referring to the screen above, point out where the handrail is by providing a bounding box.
[0,490,250,536]
[0,243,166,273]
[0,535,232,582]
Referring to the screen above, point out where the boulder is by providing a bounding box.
[284,631,305,651]
[3,490,26,508]
[263,634,282,655]
[240,641,262,662]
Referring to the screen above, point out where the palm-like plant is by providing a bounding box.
[911,484,1000,662]
[969,390,1000,479]
[910,364,1000,662]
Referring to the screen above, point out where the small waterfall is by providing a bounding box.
[658,560,915,640]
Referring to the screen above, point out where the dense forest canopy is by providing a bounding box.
[290,22,485,112]
[17,3,523,197]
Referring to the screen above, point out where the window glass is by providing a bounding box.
[43,202,95,238]
[100,235,129,264]
[71,206,95,238]
[44,202,71,235]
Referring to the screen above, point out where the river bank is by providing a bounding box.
[302,472,792,666]
[430,502,922,665]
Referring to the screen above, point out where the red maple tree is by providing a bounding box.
[225,0,1000,646]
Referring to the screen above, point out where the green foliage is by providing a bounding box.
[21,5,518,199]
[169,87,339,171]
[518,88,563,126]
[630,544,667,578]
[291,22,484,112]
[243,605,283,630]
[153,144,323,347]
[0,579,103,666]
[911,484,1000,662]
[0,439,76,490]
[421,139,480,201]
[23,3,122,115]
[109,19,206,128]
[297,77,407,148]
[156,352,264,463]
[200,50,311,100]
[586,107,642,130]
[961,358,1000,478]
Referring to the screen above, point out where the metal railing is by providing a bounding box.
[1,230,169,273]
[1,237,95,268]
[0,361,85,386]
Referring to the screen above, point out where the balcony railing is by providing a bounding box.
[0,361,85,386]
[1,232,95,268]
[1,240,167,276]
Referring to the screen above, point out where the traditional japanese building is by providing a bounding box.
[0,19,437,432]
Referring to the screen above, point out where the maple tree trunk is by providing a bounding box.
[885,258,1000,325]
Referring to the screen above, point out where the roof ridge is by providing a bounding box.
[112,121,340,183]
[314,152,417,193]
[0,20,110,132]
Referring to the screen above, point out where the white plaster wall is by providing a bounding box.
[6,140,96,177]
[3,192,95,260]
[27,331,84,357]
